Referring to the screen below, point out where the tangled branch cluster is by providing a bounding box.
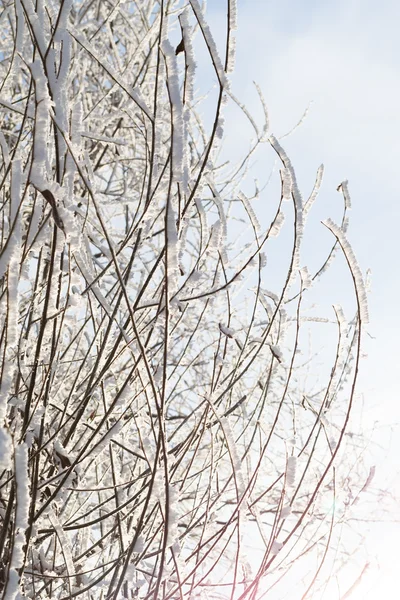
[0,1,370,599]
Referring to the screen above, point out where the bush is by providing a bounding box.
[0,1,371,598]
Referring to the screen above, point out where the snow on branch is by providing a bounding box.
[190,0,230,88]
[0,2,375,599]
[323,218,369,324]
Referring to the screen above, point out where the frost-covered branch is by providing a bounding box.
[0,1,375,599]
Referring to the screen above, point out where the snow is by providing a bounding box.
[337,179,352,209]
[69,26,153,121]
[221,416,246,497]
[179,8,197,106]
[323,219,369,324]
[269,135,303,235]
[219,323,235,338]
[30,60,52,189]
[190,0,230,89]
[0,2,375,597]
[299,266,312,290]
[3,444,30,600]
[271,540,284,555]
[14,444,30,529]
[280,505,292,519]
[166,198,180,297]
[269,210,285,237]
[281,167,292,201]
[269,344,283,363]
[286,455,297,488]
[304,164,324,217]
[162,40,186,185]
[239,191,261,233]
[0,427,12,469]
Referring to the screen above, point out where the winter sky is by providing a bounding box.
[201,0,399,597]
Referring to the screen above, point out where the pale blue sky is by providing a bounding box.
[203,1,400,597]
[204,0,399,423]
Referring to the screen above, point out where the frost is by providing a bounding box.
[0,2,371,596]
[0,161,22,422]
[0,160,23,280]
[286,436,296,448]
[69,26,153,121]
[219,323,235,338]
[333,304,347,327]
[220,417,246,497]
[82,420,123,463]
[280,505,292,519]
[270,211,285,237]
[215,115,225,139]
[30,60,52,185]
[365,268,372,293]
[178,9,197,108]
[286,455,297,488]
[304,164,324,217]
[14,444,30,529]
[337,180,352,209]
[215,353,224,366]
[65,101,83,201]
[229,0,238,31]
[323,219,369,324]
[167,486,181,546]
[269,135,303,234]
[14,0,25,55]
[270,540,283,555]
[190,270,204,284]
[0,132,10,170]
[4,444,30,599]
[360,465,376,493]
[269,344,283,362]
[162,40,186,187]
[254,82,270,139]
[299,266,312,290]
[20,0,49,56]
[49,509,76,583]
[281,168,292,201]
[190,0,229,88]
[221,4,237,71]
[209,219,222,252]
[260,252,267,268]
[226,33,237,74]
[239,192,261,232]
[0,427,12,469]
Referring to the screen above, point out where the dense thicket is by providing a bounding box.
[0,1,371,598]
